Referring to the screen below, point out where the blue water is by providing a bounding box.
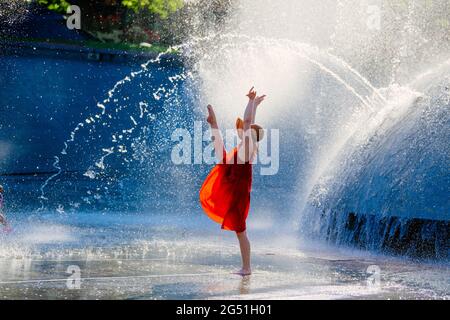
[0,54,181,174]
[0,44,449,299]
[0,52,200,211]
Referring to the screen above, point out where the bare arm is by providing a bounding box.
[252,94,266,123]
[243,95,255,131]
[238,87,266,163]
[206,104,226,163]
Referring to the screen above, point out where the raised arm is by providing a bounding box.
[242,87,255,131]
[206,104,226,163]
[243,87,266,128]
[238,87,266,163]
[252,94,266,123]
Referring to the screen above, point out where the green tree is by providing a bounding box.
[121,0,184,18]
[36,0,184,18]
[37,0,71,13]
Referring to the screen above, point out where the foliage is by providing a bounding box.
[36,0,184,18]
[37,0,71,13]
[121,0,184,18]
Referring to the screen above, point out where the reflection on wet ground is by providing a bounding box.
[0,213,448,300]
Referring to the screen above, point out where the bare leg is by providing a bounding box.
[235,231,251,275]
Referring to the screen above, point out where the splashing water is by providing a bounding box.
[0,0,444,263]
[36,33,395,218]
[38,45,185,209]
[1,0,449,301]
[36,30,447,229]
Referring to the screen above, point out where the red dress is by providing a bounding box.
[199,147,253,233]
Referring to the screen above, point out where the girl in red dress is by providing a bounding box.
[200,87,266,276]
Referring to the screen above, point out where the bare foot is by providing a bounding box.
[232,268,252,276]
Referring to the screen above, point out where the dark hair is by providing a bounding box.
[251,124,264,142]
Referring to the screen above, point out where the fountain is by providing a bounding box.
[0,0,448,299]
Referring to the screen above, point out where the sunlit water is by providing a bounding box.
[1,0,449,299]
[0,205,448,300]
